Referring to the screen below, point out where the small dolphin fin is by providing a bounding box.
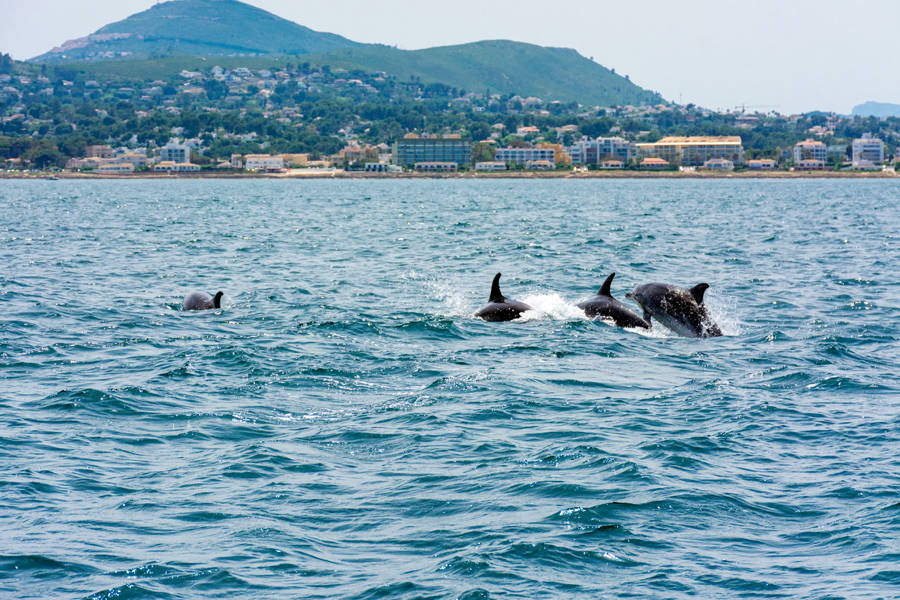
[599,272,615,297]
[489,273,505,303]
[690,283,710,304]
[214,291,224,309]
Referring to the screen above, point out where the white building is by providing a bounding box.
[475,161,507,171]
[494,147,556,166]
[154,161,200,172]
[96,162,135,174]
[159,142,190,164]
[793,139,827,164]
[702,158,734,170]
[568,137,635,165]
[747,159,776,170]
[852,134,884,165]
[244,154,285,171]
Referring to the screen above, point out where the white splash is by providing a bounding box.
[517,293,589,322]
[705,293,743,336]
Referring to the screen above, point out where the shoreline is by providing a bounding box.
[1,170,897,180]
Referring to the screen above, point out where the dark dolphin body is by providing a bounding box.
[577,273,650,328]
[182,291,224,311]
[475,273,532,322]
[627,282,722,338]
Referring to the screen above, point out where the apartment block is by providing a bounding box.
[852,134,885,165]
[636,136,744,166]
[568,137,635,165]
[793,139,827,163]
[494,147,556,166]
[393,135,472,167]
[159,142,190,164]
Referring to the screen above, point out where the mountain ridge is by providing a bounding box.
[852,101,900,118]
[27,0,664,106]
[32,0,361,62]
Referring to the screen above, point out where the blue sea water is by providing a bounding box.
[0,178,897,600]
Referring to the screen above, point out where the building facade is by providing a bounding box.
[852,134,884,165]
[159,142,190,164]
[494,147,556,166]
[636,136,744,166]
[393,135,472,167]
[475,161,507,171]
[414,162,458,172]
[244,154,285,171]
[747,159,776,170]
[568,137,635,165]
[154,161,200,172]
[793,139,827,164]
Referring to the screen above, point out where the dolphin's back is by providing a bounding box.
[183,292,214,311]
[632,283,721,337]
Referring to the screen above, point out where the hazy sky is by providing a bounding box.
[2,0,898,114]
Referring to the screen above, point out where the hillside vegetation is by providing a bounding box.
[306,41,663,106]
[28,0,662,106]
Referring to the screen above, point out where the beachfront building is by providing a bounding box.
[793,139,827,164]
[393,134,471,168]
[702,158,734,170]
[852,134,884,165]
[414,162,458,172]
[154,161,200,172]
[244,154,285,172]
[495,147,556,167]
[475,161,507,171]
[525,160,554,170]
[231,154,243,169]
[795,158,826,170]
[600,159,624,169]
[636,136,744,166]
[747,159,776,170]
[640,157,670,169]
[537,143,572,166]
[568,137,635,165]
[159,141,190,164]
[96,162,135,174]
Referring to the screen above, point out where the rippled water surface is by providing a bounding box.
[1,179,898,599]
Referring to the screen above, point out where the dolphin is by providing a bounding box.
[626,282,723,338]
[475,273,533,322]
[182,291,224,311]
[577,273,650,328]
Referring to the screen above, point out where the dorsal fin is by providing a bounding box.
[213,291,224,309]
[690,283,710,304]
[489,273,505,303]
[599,272,615,297]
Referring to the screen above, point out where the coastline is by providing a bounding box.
[1,169,897,180]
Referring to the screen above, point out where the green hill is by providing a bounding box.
[27,0,663,106]
[305,41,662,106]
[31,0,360,62]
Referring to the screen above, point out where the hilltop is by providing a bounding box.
[31,0,361,62]
[852,101,900,118]
[27,0,663,107]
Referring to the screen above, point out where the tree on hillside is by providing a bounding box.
[0,54,13,74]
